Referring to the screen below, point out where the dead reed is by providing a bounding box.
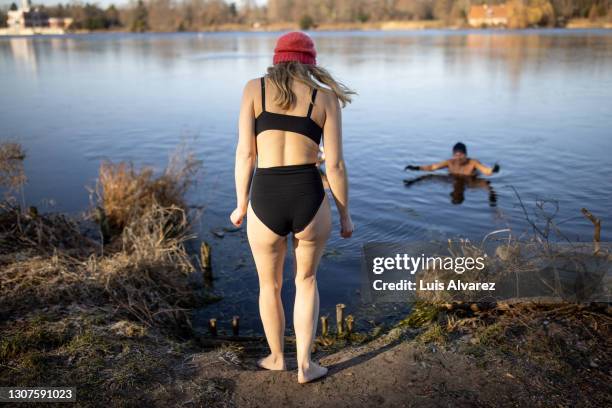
[0,200,94,257]
[1,141,204,333]
[91,143,202,233]
[1,201,202,330]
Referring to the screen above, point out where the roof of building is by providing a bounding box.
[468,4,509,20]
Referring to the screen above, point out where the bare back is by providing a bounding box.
[252,77,329,167]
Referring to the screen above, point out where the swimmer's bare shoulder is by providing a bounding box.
[471,158,496,176]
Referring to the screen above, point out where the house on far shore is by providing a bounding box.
[1,0,73,35]
[468,4,509,27]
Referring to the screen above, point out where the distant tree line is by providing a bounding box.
[1,0,609,31]
[269,0,611,27]
[42,3,122,30]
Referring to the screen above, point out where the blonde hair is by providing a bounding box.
[265,61,356,111]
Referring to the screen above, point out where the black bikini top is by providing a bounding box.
[254,77,322,145]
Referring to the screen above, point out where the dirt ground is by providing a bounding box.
[173,303,611,408]
[194,339,528,408]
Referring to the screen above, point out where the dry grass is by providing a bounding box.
[94,201,201,330]
[0,142,208,403]
[0,310,193,406]
[396,204,611,403]
[0,200,95,257]
[92,143,202,233]
[1,141,205,333]
[413,234,610,305]
[1,201,202,331]
[450,302,612,399]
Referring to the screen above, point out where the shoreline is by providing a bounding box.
[1,19,611,37]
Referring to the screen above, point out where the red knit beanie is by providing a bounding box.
[273,31,317,65]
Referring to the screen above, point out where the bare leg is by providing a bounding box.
[247,201,287,370]
[292,195,332,383]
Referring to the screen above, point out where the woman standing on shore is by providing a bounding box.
[230,31,355,384]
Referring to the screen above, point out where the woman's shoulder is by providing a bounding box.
[316,86,340,109]
[240,77,264,102]
[243,77,262,91]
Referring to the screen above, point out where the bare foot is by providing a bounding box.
[297,361,328,384]
[256,354,286,371]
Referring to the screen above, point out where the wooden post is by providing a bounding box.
[320,316,328,337]
[27,206,38,219]
[581,208,601,254]
[208,318,217,336]
[95,206,112,244]
[201,242,213,282]
[336,303,345,336]
[232,316,240,336]
[345,314,354,334]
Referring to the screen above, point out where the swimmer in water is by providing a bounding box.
[405,142,500,176]
[403,173,498,207]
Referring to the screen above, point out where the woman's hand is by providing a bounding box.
[230,206,247,228]
[340,213,354,238]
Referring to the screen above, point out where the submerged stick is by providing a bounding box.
[336,303,346,336]
[201,242,213,282]
[209,318,217,336]
[581,208,601,254]
[232,316,240,336]
[345,315,354,334]
[320,315,328,337]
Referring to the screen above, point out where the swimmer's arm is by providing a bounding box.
[234,80,257,212]
[323,94,350,219]
[420,160,449,171]
[472,159,497,176]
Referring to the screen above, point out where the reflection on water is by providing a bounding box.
[403,174,498,207]
[9,38,38,74]
[1,30,611,335]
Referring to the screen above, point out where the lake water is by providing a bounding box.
[1,30,611,336]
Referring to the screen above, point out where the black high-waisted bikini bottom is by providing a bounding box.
[250,163,325,236]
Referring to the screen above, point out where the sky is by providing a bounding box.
[0,0,266,10]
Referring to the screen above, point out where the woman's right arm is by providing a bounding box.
[230,80,257,227]
[323,94,353,238]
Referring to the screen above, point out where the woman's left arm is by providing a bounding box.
[230,80,257,227]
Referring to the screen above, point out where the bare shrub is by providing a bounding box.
[91,143,202,233]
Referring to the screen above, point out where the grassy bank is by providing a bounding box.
[0,142,217,405]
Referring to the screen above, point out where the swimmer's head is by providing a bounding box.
[452,142,467,159]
